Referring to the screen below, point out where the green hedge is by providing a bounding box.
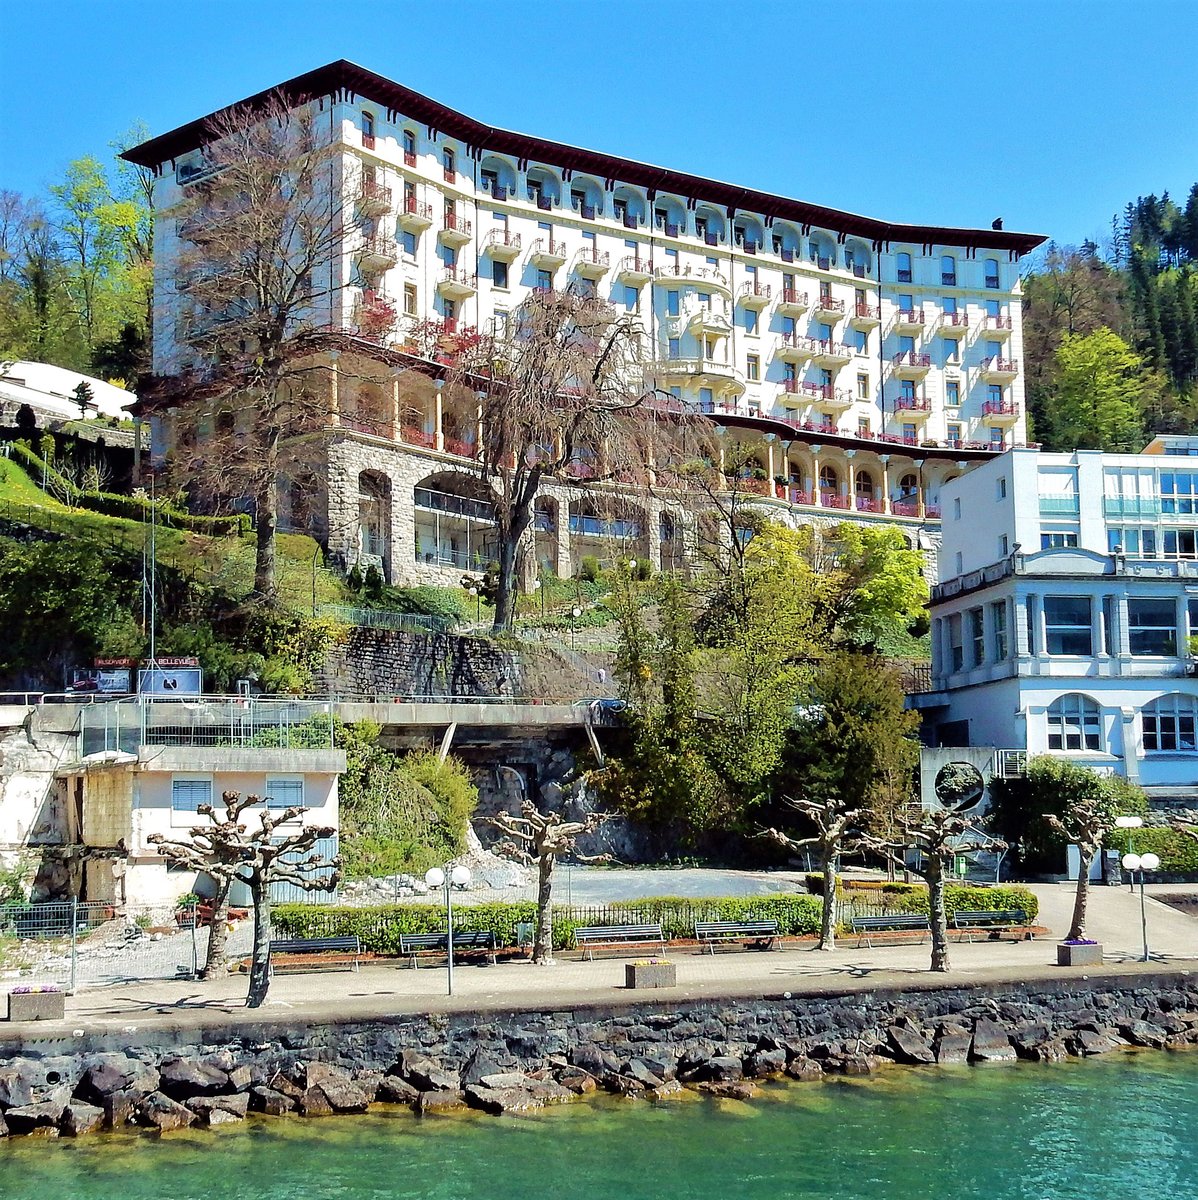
[804,878,1040,924]
[272,893,824,952]
[1107,827,1198,873]
[7,443,249,536]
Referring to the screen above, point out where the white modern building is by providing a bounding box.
[123,60,1046,584]
[915,437,1198,800]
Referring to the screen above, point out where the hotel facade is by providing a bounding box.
[915,438,1198,802]
[125,61,1046,585]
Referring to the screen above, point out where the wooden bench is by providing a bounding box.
[952,909,1033,942]
[694,920,781,953]
[397,929,497,968]
[267,935,360,975]
[850,915,930,947]
[573,923,666,961]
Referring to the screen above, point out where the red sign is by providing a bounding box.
[145,656,200,667]
[94,657,136,668]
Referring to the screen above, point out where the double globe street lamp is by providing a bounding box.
[424,863,472,995]
[1120,850,1161,963]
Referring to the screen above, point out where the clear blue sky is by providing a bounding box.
[2,0,1195,251]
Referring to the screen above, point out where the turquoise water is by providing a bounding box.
[1,1054,1196,1200]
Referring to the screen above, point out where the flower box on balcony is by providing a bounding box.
[1057,940,1102,967]
[625,960,676,990]
[7,986,65,1022]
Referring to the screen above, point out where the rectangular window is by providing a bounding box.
[746,354,760,381]
[172,778,211,812]
[969,607,985,667]
[1159,471,1198,515]
[1144,701,1197,752]
[745,309,758,334]
[401,231,417,257]
[854,329,868,354]
[624,285,639,312]
[266,777,305,810]
[857,373,869,399]
[945,339,960,364]
[1041,532,1079,549]
[1128,597,1177,655]
[492,260,508,289]
[946,380,960,406]
[953,497,961,520]
[667,290,680,317]
[947,422,962,444]
[668,337,680,359]
[899,334,915,355]
[999,534,1009,556]
[403,284,417,316]
[949,613,963,672]
[992,601,1008,660]
[536,269,552,290]
[943,296,958,315]
[903,422,917,442]
[857,416,871,436]
[997,476,1007,499]
[1044,596,1093,656]
[1188,596,1198,639]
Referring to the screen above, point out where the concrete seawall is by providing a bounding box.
[1,969,1196,1136]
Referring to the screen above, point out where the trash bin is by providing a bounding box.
[515,922,533,948]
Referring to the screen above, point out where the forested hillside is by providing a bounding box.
[1023,184,1198,451]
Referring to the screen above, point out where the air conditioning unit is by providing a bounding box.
[994,749,1027,779]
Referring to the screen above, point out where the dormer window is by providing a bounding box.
[361,112,376,150]
[402,129,416,165]
[443,148,455,182]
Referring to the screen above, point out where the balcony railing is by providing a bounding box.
[895,395,932,412]
[983,356,1019,374]
[362,132,375,151]
[656,219,681,237]
[485,228,522,254]
[940,312,970,330]
[569,515,642,539]
[778,287,808,308]
[893,351,932,369]
[358,180,392,211]
[813,255,832,271]
[403,149,417,166]
[983,400,1020,418]
[401,425,436,449]
[894,308,926,325]
[738,280,772,304]
[442,213,472,238]
[984,314,1014,332]
[415,486,495,522]
[439,266,477,291]
[617,255,654,279]
[942,272,957,286]
[400,196,434,223]
[575,246,611,271]
[1037,495,1081,516]
[853,302,881,321]
[813,295,846,315]
[534,194,555,211]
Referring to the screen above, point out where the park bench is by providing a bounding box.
[694,920,781,953]
[573,923,667,961]
[849,914,930,947]
[267,935,361,975]
[397,929,497,968]
[952,909,1033,942]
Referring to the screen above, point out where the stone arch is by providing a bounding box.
[734,214,765,252]
[844,237,873,274]
[525,165,561,207]
[808,229,837,267]
[854,467,876,503]
[818,463,839,495]
[569,175,605,216]
[413,471,498,572]
[612,184,646,228]
[358,470,393,576]
[569,494,649,570]
[653,194,687,236]
[479,154,518,200]
[772,221,801,257]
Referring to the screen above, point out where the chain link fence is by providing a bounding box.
[0,901,253,992]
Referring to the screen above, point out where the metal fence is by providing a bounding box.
[79,697,336,755]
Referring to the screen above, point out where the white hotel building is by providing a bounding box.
[125,60,1045,584]
[915,438,1198,800]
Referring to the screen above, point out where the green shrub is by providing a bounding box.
[272,893,824,952]
[871,884,1040,924]
[579,556,601,583]
[1107,826,1198,873]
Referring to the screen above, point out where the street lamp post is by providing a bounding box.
[468,585,480,624]
[424,863,473,995]
[1115,815,1143,891]
[1119,851,1161,962]
[570,605,582,651]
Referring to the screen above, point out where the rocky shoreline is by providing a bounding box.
[2,972,1197,1140]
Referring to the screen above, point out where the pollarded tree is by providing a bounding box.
[486,799,610,965]
[148,789,339,1008]
[861,805,1002,973]
[446,286,702,632]
[154,93,349,599]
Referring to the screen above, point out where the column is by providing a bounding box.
[1120,708,1141,781]
[328,356,340,427]
[434,383,444,451]
[811,446,822,506]
[392,377,401,441]
[555,493,573,579]
[1094,594,1108,660]
[1116,596,1131,657]
[879,454,892,514]
[765,437,776,483]
[845,449,857,511]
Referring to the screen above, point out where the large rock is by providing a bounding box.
[416,1089,467,1113]
[158,1057,229,1100]
[248,1086,295,1116]
[187,1094,250,1126]
[785,1057,823,1082]
[3,1102,67,1134]
[103,1090,139,1129]
[376,1077,420,1105]
[75,1057,158,1105]
[61,1102,105,1137]
[745,1048,788,1078]
[1121,1020,1168,1049]
[887,1026,935,1065]
[1073,1029,1119,1056]
[555,1067,597,1095]
[935,1033,973,1065]
[686,1056,743,1083]
[0,1066,35,1110]
[136,1091,197,1132]
[970,1019,1016,1062]
[0,1109,7,1137]
[461,1049,510,1086]
[696,1080,758,1101]
[464,1084,542,1115]
[571,1043,621,1078]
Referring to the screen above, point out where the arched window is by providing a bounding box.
[1142,694,1198,752]
[896,251,913,283]
[941,254,956,286]
[1046,694,1102,752]
[854,470,874,500]
[984,258,1000,288]
[898,473,918,498]
[402,128,416,163]
[819,464,839,494]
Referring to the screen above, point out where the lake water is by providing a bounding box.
[1,1053,1195,1200]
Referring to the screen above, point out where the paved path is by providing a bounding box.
[3,880,1192,1042]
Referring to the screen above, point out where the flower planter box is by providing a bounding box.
[1057,941,1103,967]
[7,990,66,1022]
[625,961,676,989]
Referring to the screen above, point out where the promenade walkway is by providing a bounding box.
[5,882,1193,1040]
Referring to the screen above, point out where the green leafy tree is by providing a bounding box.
[1050,328,1150,451]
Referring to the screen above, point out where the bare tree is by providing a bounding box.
[764,793,865,951]
[446,287,702,632]
[1045,792,1119,942]
[148,790,339,1007]
[159,93,348,598]
[486,798,610,965]
[860,806,1002,972]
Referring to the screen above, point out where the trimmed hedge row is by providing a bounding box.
[8,442,250,535]
[272,894,824,953]
[1107,827,1198,873]
[804,877,1040,924]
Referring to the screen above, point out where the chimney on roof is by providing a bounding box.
[992,217,1004,230]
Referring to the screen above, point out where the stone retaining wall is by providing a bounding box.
[1,972,1196,1137]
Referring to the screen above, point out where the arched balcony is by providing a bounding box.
[413,472,498,573]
